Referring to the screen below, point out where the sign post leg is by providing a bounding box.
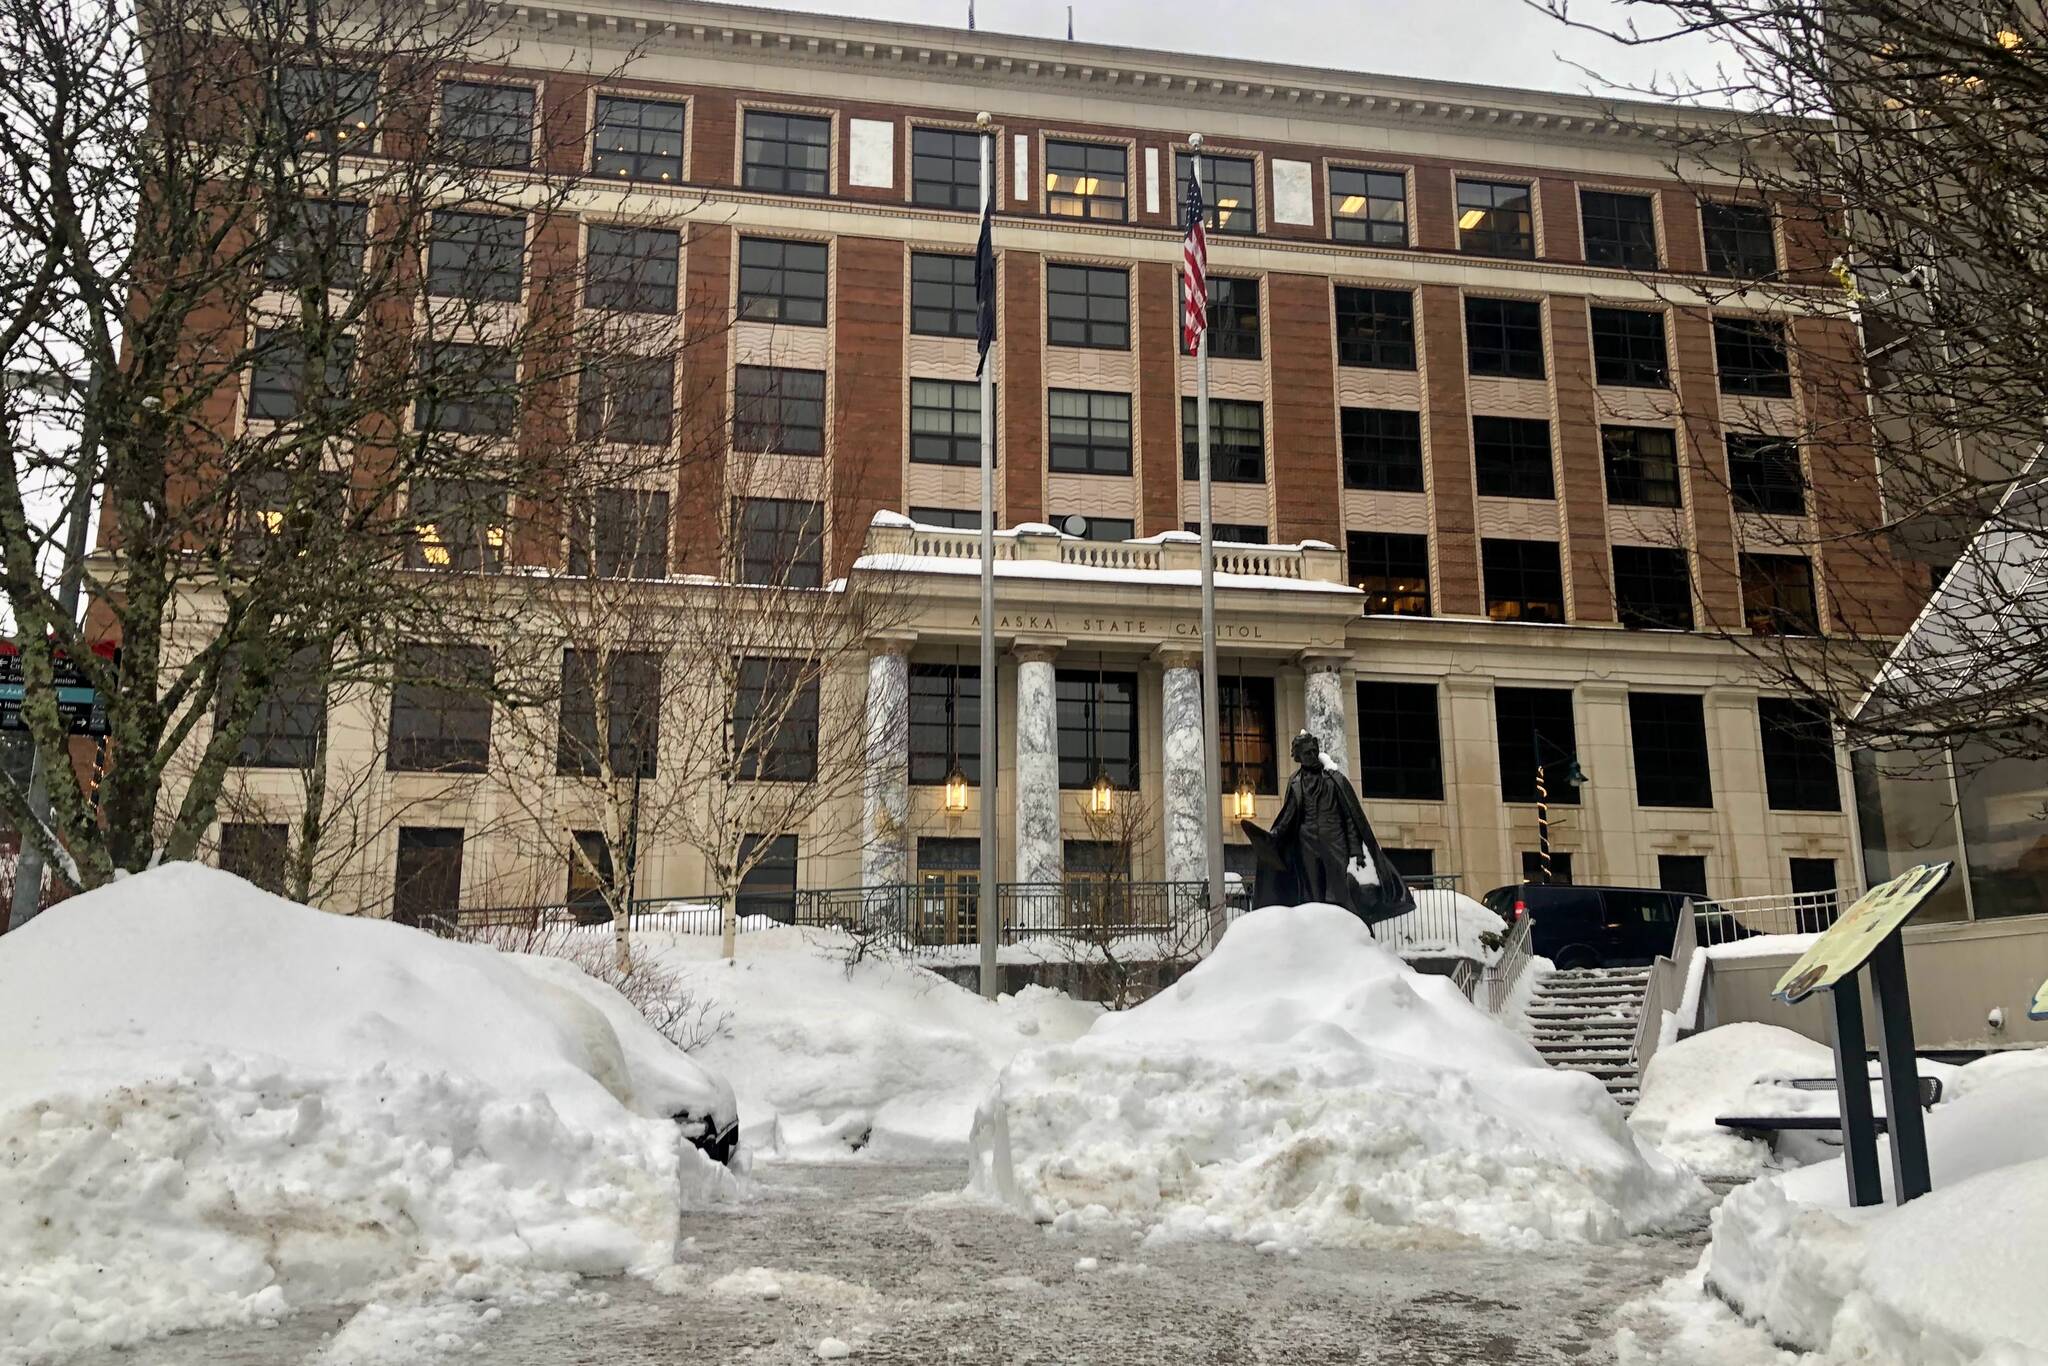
[1829,973,1883,1208]
[1870,929,1932,1203]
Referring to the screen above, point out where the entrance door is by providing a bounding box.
[916,837,979,945]
[394,827,464,931]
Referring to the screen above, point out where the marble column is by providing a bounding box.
[1300,650,1352,774]
[861,636,912,887]
[1013,641,1063,885]
[1158,648,1207,886]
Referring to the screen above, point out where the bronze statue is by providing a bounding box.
[1243,731,1415,927]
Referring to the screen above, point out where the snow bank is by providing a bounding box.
[1629,1023,1838,1177]
[969,904,1705,1249]
[633,926,1102,1161]
[0,865,738,1363]
[1380,889,1506,964]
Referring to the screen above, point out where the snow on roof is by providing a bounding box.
[851,552,1362,595]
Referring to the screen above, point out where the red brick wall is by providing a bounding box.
[1547,301,1613,622]
[1000,250,1044,525]
[831,237,905,576]
[674,224,733,577]
[1538,177,1582,264]
[1134,260,1181,535]
[1670,308,1743,629]
[1266,273,1342,545]
[1419,285,1481,614]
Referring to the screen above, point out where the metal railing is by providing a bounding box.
[1692,889,1843,947]
[1634,892,1702,1073]
[1483,911,1535,1014]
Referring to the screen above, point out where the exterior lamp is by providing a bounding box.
[1089,770,1115,815]
[943,767,970,815]
[1230,778,1257,823]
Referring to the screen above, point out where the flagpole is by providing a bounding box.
[1191,134,1227,946]
[975,111,1000,999]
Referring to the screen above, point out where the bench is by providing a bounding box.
[1714,1074,1943,1137]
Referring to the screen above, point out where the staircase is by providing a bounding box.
[1525,966,1650,1106]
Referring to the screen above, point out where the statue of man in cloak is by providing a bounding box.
[1243,731,1415,927]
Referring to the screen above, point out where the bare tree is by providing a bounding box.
[1052,788,1210,1008]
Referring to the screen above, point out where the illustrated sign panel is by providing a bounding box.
[2030,977,2048,1022]
[0,642,114,737]
[1772,862,1954,1004]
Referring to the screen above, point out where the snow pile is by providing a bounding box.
[0,865,738,1362]
[1629,1023,1839,1177]
[634,926,1102,1160]
[1380,889,1506,964]
[969,904,1704,1249]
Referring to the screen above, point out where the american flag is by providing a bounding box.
[1181,170,1207,353]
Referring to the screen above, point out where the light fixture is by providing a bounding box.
[1231,777,1256,823]
[1089,770,1115,815]
[1998,27,2024,49]
[1337,194,1365,215]
[1458,208,1487,230]
[944,767,970,815]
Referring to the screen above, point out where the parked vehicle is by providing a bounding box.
[1479,882,1695,969]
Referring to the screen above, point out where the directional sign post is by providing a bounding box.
[0,641,115,738]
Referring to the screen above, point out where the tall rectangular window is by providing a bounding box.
[910,253,977,338]
[737,237,828,326]
[1482,539,1565,623]
[218,823,289,894]
[557,649,660,778]
[1456,179,1534,257]
[1334,287,1415,369]
[1357,681,1443,799]
[1714,317,1792,396]
[733,658,819,781]
[592,96,686,183]
[1045,140,1127,221]
[1601,426,1682,507]
[1183,276,1260,360]
[1330,167,1406,245]
[426,211,524,301]
[1071,516,1137,541]
[278,64,378,150]
[1613,545,1694,631]
[733,497,823,588]
[405,478,507,572]
[1473,416,1555,499]
[1660,854,1710,899]
[1741,553,1820,635]
[568,488,669,579]
[220,647,326,769]
[388,644,492,773]
[567,831,615,917]
[911,126,981,209]
[1629,693,1713,807]
[909,663,980,785]
[1046,264,1129,349]
[1590,306,1669,388]
[1341,408,1424,492]
[1175,152,1257,234]
[910,379,983,466]
[732,365,825,455]
[264,199,368,291]
[1728,434,1805,515]
[1579,189,1658,268]
[1465,296,1545,379]
[742,110,829,195]
[1220,676,1277,795]
[1702,201,1777,278]
[1047,390,1132,474]
[247,329,354,422]
[440,82,533,168]
[736,834,799,920]
[1181,398,1264,483]
[1495,686,1579,804]
[585,225,679,313]
[393,828,464,927]
[1348,532,1431,616]
[1759,698,1840,811]
[414,342,518,437]
[577,356,675,445]
[1055,670,1138,790]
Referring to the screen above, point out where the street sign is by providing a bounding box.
[0,640,115,738]
[1773,862,1954,1004]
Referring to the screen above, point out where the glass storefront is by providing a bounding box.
[1854,742,2048,922]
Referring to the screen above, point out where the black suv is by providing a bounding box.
[1480,882,1694,969]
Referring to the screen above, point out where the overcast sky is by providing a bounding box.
[757,0,1731,101]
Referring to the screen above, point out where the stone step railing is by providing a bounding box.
[867,518,1348,584]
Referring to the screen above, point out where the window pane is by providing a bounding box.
[1047,389,1132,475]
[1580,190,1658,269]
[592,95,688,184]
[1341,408,1424,492]
[1601,426,1682,508]
[1334,287,1415,369]
[1055,670,1139,789]
[1482,539,1565,623]
[1358,681,1443,799]
[1181,398,1265,483]
[1760,698,1840,811]
[1046,264,1129,349]
[1613,545,1694,630]
[1473,416,1555,499]
[909,663,982,785]
[1174,152,1257,235]
[1347,532,1431,615]
[910,252,977,338]
[388,644,492,773]
[737,237,828,326]
[733,658,819,781]
[1045,140,1127,221]
[1629,692,1713,807]
[733,365,826,455]
[1728,434,1805,515]
[1495,686,1578,804]
[404,477,508,571]
[1456,179,1534,257]
[427,211,525,301]
[1330,167,1407,246]
[585,225,679,313]
[1182,276,1260,359]
[1741,553,1820,635]
[264,199,368,291]
[441,82,534,168]
[910,378,984,466]
[912,127,982,210]
[1589,307,1668,388]
[1465,296,1545,379]
[1703,201,1777,278]
[1714,317,1792,396]
[732,497,824,587]
[742,111,830,195]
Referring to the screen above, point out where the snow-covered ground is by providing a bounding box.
[0,866,740,1364]
[969,903,1705,1249]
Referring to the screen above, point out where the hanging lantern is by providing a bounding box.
[943,767,970,815]
[1231,777,1257,823]
[1089,770,1115,815]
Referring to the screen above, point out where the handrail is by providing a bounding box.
[1483,910,1535,1014]
[1634,893,1702,1072]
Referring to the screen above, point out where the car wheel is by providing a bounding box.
[1553,946,1598,971]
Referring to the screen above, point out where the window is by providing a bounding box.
[1659,854,1710,900]
[733,658,819,781]
[733,497,824,588]
[278,64,377,149]
[405,478,507,572]
[1330,167,1406,245]
[577,356,674,445]
[220,647,325,769]
[732,365,825,455]
[1386,848,1435,880]
[440,82,533,168]
[218,823,289,894]
[910,379,983,466]
[1482,539,1565,623]
[1590,307,1668,388]
[1065,839,1128,890]
[1067,516,1137,541]
[1613,546,1694,631]
[737,237,828,326]
[1047,390,1132,475]
[909,506,980,530]
[1728,434,1805,515]
[567,831,615,917]
[1495,686,1579,804]
[1175,152,1256,234]
[736,834,798,921]
[1630,693,1713,807]
[1341,409,1424,492]
[911,126,981,209]
[1357,681,1443,800]
[1741,553,1820,635]
[590,95,685,183]
[557,649,659,778]
[1760,698,1840,811]
[568,488,669,579]
[1790,857,1838,895]
[1220,676,1277,794]
[911,253,977,338]
[1045,140,1127,221]
[742,110,829,195]
[426,211,524,302]
[1456,179,1534,257]
[1187,521,1267,543]
[233,469,344,555]
[393,828,464,927]
[1473,416,1555,499]
[1046,264,1129,349]
[1056,670,1138,790]
[909,663,981,785]
[388,644,492,773]
[1465,296,1545,379]
[585,225,679,313]
[1348,532,1431,615]
[264,199,367,291]
[1521,850,1574,884]
[247,329,354,422]
[1602,426,1682,507]
[1715,317,1792,396]
[1184,276,1260,360]
[1579,190,1658,269]
[1702,201,1777,278]
[1182,398,1265,483]
[414,342,518,437]
[1334,287,1415,369]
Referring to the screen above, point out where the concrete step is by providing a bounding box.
[1538,1054,1637,1071]
[1533,1039,1636,1055]
[1532,986,1649,1001]
[1525,1008,1641,1022]
[1545,970,1651,983]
